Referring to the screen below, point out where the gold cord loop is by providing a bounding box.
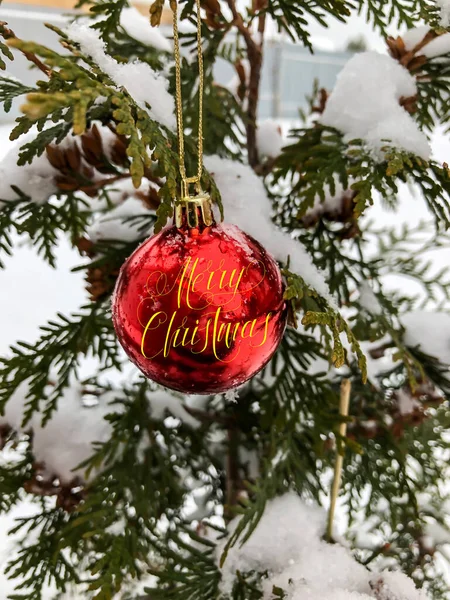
[171,0,204,199]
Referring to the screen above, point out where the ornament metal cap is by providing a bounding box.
[174,193,214,229]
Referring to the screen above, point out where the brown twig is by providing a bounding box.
[326,379,351,542]
[224,425,241,521]
[1,22,51,77]
[225,0,267,169]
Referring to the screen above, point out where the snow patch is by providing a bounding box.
[204,155,333,301]
[0,133,58,205]
[402,26,431,51]
[120,6,171,52]
[436,0,450,27]
[402,311,450,365]
[422,32,450,58]
[217,493,426,599]
[0,383,118,483]
[65,22,176,130]
[321,52,430,160]
[359,281,382,315]
[87,196,152,242]
[257,119,284,159]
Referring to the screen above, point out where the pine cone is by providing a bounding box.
[23,462,85,512]
[0,424,12,450]
[85,265,121,302]
[46,142,97,196]
[47,125,130,197]
[80,124,128,173]
[201,0,224,29]
[136,184,161,211]
[302,189,360,239]
[387,31,436,71]
[75,236,120,302]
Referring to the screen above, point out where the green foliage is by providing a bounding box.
[364,221,450,309]
[414,54,450,132]
[0,27,200,233]
[274,125,450,228]
[0,450,34,513]
[0,302,120,427]
[74,0,130,41]
[0,21,14,71]
[344,376,450,592]
[0,76,33,113]
[0,195,90,268]
[148,526,221,600]
[283,268,368,380]
[264,0,353,48]
[357,0,433,32]
[16,123,73,164]
[5,509,79,600]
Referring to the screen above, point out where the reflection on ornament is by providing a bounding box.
[112,203,287,394]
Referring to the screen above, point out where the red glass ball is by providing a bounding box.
[112,221,287,394]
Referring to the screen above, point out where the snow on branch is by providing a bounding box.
[0,382,116,484]
[204,155,332,301]
[65,22,176,131]
[0,380,201,486]
[87,194,153,243]
[218,493,427,599]
[120,6,171,52]
[320,52,431,160]
[402,26,450,58]
[256,119,284,160]
[436,0,450,27]
[0,134,58,205]
[401,311,450,365]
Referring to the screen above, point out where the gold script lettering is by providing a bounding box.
[139,258,274,363]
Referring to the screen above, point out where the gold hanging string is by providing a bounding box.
[326,378,351,542]
[171,0,204,199]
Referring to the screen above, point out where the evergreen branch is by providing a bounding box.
[79,0,130,41]
[0,199,17,268]
[17,122,73,165]
[0,302,120,427]
[87,534,141,599]
[0,451,34,513]
[148,526,221,600]
[0,195,91,268]
[0,22,50,76]
[0,22,14,70]
[5,509,79,600]
[273,125,450,228]
[357,0,432,33]
[264,0,352,48]
[0,75,33,113]
[283,269,368,382]
[367,220,450,309]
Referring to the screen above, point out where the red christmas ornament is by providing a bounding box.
[112,197,287,394]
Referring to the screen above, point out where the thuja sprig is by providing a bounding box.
[0,302,120,427]
[283,268,368,382]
